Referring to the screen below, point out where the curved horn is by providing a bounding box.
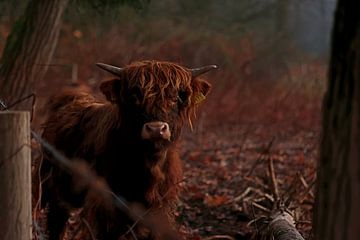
[96,63,124,76]
[190,65,218,78]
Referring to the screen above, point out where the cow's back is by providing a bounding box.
[40,90,113,208]
[42,90,108,157]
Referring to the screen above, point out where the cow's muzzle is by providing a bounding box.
[141,121,171,141]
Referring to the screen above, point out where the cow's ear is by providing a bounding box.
[193,79,211,105]
[100,79,121,103]
[198,79,211,97]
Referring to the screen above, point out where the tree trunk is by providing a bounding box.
[276,0,288,33]
[0,111,31,240]
[0,0,69,110]
[314,0,360,239]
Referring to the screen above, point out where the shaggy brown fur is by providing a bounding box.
[40,60,212,240]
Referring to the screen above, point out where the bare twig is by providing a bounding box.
[283,173,302,207]
[244,176,269,190]
[246,137,275,177]
[229,187,253,203]
[298,180,316,205]
[298,173,314,198]
[81,218,97,240]
[268,156,280,205]
[251,202,271,213]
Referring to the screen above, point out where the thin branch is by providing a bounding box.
[268,156,280,205]
[228,187,253,204]
[81,218,97,240]
[246,136,275,177]
[298,180,316,205]
[298,173,314,198]
[252,202,271,213]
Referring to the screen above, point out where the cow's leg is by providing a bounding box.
[93,209,126,240]
[94,211,115,240]
[47,201,68,240]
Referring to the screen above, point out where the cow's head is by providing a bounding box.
[97,60,217,151]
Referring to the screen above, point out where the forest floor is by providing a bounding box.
[32,119,319,240]
[32,113,320,240]
[177,119,319,240]
[31,80,322,240]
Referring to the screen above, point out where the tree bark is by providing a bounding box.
[314,0,360,239]
[0,0,69,110]
[268,211,304,240]
[0,111,31,240]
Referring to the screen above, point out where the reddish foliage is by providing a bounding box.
[17,19,327,240]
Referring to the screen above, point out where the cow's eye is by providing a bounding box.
[130,88,142,105]
[178,91,188,105]
[131,94,141,105]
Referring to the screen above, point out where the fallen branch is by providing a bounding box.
[202,235,235,240]
[269,210,304,240]
[247,144,306,240]
[246,137,275,177]
[251,210,305,240]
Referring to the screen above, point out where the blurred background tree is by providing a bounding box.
[0,0,149,110]
[0,0,336,123]
[0,0,69,110]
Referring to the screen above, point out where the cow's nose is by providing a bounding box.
[142,121,171,140]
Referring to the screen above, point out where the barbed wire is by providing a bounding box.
[0,93,36,120]
[33,221,46,240]
[0,98,7,110]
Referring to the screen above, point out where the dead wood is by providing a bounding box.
[247,144,306,240]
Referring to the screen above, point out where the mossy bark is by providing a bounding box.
[0,0,68,110]
[314,0,360,239]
